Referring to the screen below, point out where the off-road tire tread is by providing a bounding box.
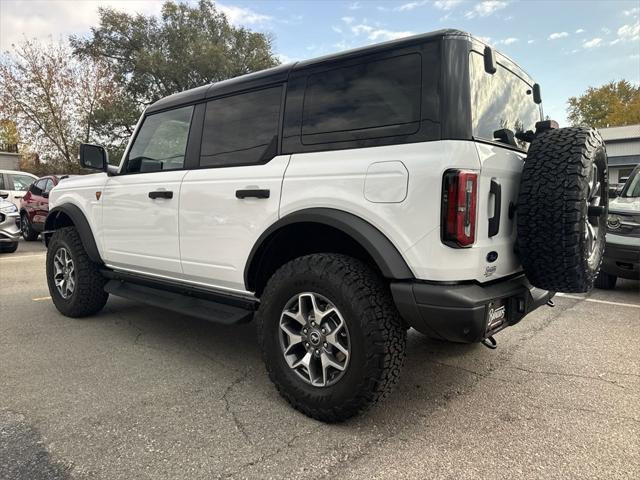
[256,254,406,422]
[47,226,108,317]
[517,127,607,293]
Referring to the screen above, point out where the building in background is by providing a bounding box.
[0,143,20,170]
[600,124,640,188]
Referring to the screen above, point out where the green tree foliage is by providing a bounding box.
[71,0,280,156]
[567,80,640,128]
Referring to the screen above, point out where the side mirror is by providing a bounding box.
[79,143,108,171]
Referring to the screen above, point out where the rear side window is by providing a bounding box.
[32,179,47,195]
[200,86,282,168]
[44,179,54,193]
[302,54,422,144]
[126,106,193,173]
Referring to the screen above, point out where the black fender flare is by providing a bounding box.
[244,208,414,289]
[44,204,103,264]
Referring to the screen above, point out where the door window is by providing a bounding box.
[44,179,54,193]
[200,86,282,168]
[126,106,194,173]
[11,174,36,191]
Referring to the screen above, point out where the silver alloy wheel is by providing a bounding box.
[53,247,76,299]
[279,292,351,387]
[586,163,603,260]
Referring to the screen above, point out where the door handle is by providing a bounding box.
[0,192,8,199]
[148,190,173,199]
[235,189,270,199]
[488,179,501,238]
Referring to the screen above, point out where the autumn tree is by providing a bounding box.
[567,80,640,128]
[0,39,120,172]
[71,0,280,151]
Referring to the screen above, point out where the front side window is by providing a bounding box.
[200,86,282,168]
[12,174,35,191]
[126,106,193,173]
[302,54,422,144]
[469,51,542,149]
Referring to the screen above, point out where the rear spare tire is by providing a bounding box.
[517,127,608,293]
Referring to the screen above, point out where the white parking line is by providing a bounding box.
[32,296,51,302]
[556,293,640,309]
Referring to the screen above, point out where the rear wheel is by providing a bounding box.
[46,227,108,317]
[594,271,617,290]
[256,254,406,422]
[21,213,39,241]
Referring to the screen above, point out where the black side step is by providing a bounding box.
[104,280,254,325]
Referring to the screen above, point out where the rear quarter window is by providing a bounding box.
[301,54,422,145]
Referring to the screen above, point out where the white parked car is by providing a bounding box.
[42,30,608,421]
[0,169,38,210]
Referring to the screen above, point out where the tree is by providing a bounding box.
[71,0,280,152]
[0,39,120,172]
[567,80,640,128]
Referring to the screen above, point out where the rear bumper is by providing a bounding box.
[602,238,640,280]
[391,275,553,343]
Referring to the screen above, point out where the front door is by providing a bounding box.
[101,105,194,276]
[179,86,287,293]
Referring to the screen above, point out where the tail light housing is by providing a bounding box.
[441,169,478,247]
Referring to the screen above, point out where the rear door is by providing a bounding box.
[101,106,194,276]
[179,86,287,293]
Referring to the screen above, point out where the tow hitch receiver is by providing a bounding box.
[481,336,497,349]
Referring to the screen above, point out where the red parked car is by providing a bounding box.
[19,175,72,241]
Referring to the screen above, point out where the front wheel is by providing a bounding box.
[256,254,406,422]
[46,227,108,317]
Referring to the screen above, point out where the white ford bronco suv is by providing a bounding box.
[44,30,608,422]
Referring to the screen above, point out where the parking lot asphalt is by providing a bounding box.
[1,239,639,480]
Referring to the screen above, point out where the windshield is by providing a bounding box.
[621,167,640,198]
[469,51,542,149]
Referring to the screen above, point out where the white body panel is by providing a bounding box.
[101,171,188,275]
[48,172,109,254]
[51,141,524,289]
[179,155,290,292]
[280,140,522,284]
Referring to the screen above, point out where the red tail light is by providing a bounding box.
[442,170,478,247]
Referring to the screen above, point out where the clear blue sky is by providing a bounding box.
[2,0,639,124]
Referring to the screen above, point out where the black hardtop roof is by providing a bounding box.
[146,29,470,114]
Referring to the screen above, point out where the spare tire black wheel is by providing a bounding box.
[517,127,608,293]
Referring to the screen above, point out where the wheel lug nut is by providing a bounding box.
[303,328,307,334]
[323,342,328,348]
[311,321,316,327]
[314,349,320,355]
[305,342,310,347]
[321,328,326,334]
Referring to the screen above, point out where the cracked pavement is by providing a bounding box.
[1,241,639,479]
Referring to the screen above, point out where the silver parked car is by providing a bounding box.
[0,198,20,253]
